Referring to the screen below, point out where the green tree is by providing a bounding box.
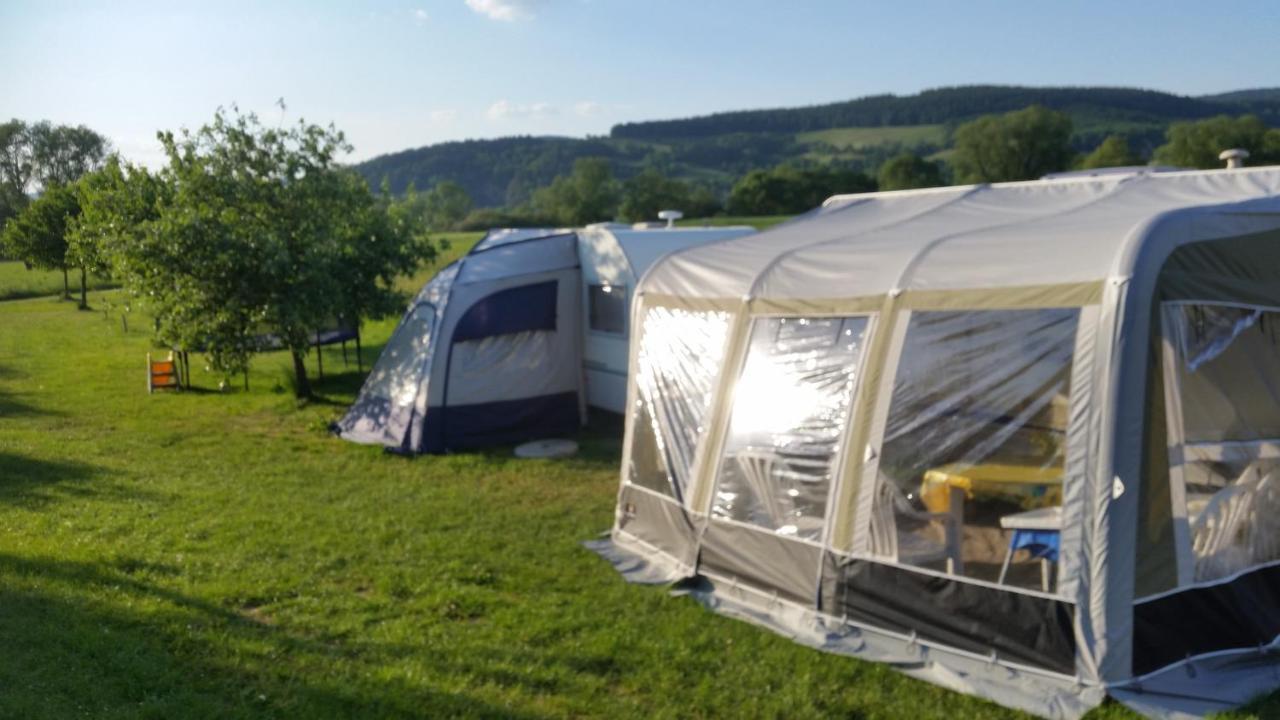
[69,156,165,308]
[0,120,34,236]
[530,157,619,225]
[421,180,472,230]
[877,153,945,191]
[618,168,721,222]
[951,105,1075,183]
[1079,135,1143,170]
[83,109,422,398]
[28,121,110,189]
[727,165,874,216]
[1,182,80,301]
[1153,115,1280,169]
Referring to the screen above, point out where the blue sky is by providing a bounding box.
[3,0,1278,167]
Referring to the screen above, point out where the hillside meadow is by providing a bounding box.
[1,230,1276,718]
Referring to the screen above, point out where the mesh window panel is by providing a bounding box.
[711,317,868,541]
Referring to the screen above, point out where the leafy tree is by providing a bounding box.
[421,181,473,230]
[1079,135,1144,169]
[727,165,875,215]
[619,168,721,222]
[1153,115,1280,169]
[530,157,620,225]
[1,182,80,301]
[877,153,945,191]
[951,105,1076,183]
[0,120,34,236]
[69,156,165,308]
[83,109,422,398]
[28,121,110,189]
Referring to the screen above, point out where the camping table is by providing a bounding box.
[920,463,1064,520]
[996,505,1062,592]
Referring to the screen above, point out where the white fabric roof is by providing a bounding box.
[609,227,755,281]
[643,168,1280,301]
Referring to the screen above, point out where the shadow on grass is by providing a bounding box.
[0,452,160,508]
[0,389,64,419]
[0,551,543,719]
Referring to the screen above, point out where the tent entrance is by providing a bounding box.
[433,277,582,451]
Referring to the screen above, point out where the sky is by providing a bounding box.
[3,0,1279,168]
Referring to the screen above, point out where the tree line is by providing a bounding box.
[610,85,1280,140]
[425,107,1280,224]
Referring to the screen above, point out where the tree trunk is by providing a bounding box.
[291,350,312,399]
[62,267,70,300]
[78,266,88,309]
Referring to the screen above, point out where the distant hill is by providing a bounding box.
[354,85,1280,207]
[609,85,1278,139]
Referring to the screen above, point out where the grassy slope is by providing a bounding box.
[797,124,947,150]
[0,261,118,301]
[0,250,1272,718]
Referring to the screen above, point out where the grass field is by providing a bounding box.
[0,244,1274,718]
[0,261,119,301]
[798,124,948,151]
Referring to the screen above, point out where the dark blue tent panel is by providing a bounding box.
[452,281,558,342]
[418,391,580,453]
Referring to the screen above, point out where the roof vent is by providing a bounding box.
[1219,148,1250,169]
[657,209,683,229]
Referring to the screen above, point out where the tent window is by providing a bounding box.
[589,284,627,335]
[874,309,1078,593]
[1159,303,1280,586]
[710,316,869,541]
[627,307,732,501]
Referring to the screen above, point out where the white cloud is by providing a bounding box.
[465,0,538,22]
[486,99,557,120]
[573,100,601,116]
[412,8,429,24]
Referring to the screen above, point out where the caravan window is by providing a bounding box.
[874,309,1079,592]
[1156,303,1280,587]
[589,284,627,335]
[710,316,869,541]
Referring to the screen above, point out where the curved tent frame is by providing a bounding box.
[594,167,1280,719]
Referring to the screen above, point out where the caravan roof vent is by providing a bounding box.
[657,209,684,229]
[1220,148,1250,169]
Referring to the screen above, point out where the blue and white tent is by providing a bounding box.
[335,223,754,454]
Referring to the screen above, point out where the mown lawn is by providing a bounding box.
[0,261,118,301]
[0,245,1272,718]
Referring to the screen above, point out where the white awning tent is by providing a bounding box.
[335,223,754,453]
[591,167,1280,719]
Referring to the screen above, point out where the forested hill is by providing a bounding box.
[353,85,1280,206]
[610,85,1280,139]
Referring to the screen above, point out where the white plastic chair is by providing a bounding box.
[1190,466,1269,581]
[869,479,963,574]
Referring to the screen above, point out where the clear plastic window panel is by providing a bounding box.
[627,307,731,501]
[1163,303,1280,583]
[588,284,627,335]
[711,317,868,541]
[875,309,1079,592]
